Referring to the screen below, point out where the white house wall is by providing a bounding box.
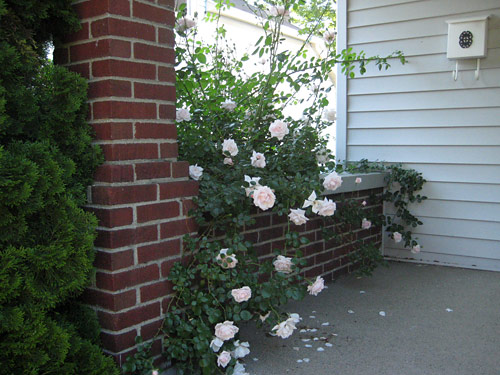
[341,0,500,271]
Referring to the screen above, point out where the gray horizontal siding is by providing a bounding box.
[345,0,500,269]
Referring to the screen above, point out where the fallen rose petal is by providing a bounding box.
[305,344,312,348]
[379,311,386,317]
[309,315,316,319]
[325,343,333,347]
[303,358,310,363]
[317,347,325,352]
[297,359,303,363]
[321,322,329,326]
[348,310,354,314]
[446,308,453,312]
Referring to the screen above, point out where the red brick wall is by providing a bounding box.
[241,187,383,281]
[58,0,197,365]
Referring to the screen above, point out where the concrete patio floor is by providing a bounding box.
[240,262,500,375]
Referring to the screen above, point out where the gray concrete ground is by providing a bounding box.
[240,262,500,375]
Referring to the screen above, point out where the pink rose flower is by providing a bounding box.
[355,177,362,184]
[411,244,421,254]
[222,138,238,156]
[221,100,236,111]
[214,321,239,341]
[252,186,276,211]
[216,248,238,269]
[317,198,336,217]
[269,119,289,140]
[217,351,232,368]
[273,255,293,274]
[288,208,308,225]
[223,157,233,165]
[361,218,372,229]
[176,108,191,122]
[323,172,342,191]
[393,232,402,243]
[362,200,367,206]
[231,286,252,303]
[251,151,266,168]
[307,276,325,296]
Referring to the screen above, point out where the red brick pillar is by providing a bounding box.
[56,0,198,364]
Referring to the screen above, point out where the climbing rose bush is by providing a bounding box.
[160,1,420,374]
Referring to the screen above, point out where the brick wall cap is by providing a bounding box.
[321,171,388,195]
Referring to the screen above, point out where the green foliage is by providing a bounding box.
[122,337,159,375]
[0,1,117,374]
[347,160,428,249]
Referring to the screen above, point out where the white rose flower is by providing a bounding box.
[272,318,297,339]
[216,248,238,269]
[251,151,266,168]
[214,321,239,341]
[324,108,336,122]
[223,157,234,165]
[324,29,336,43]
[252,186,276,211]
[221,100,237,111]
[217,351,231,368]
[411,244,421,254]
[307,276,325,296]
[361,218,372,229]
[222,138,238,156]
[288,208,308,226]
[362,200,367,206]
[176,108,191,122]
[269,5,290,18]
[317,198,336,216]
[355,177,362,184]
[210,337,224,352]
[233,361,249,375]
[288,313,302,324]
[316,146,330,164]
[189,164,203,180]
[176,17,197,32]
[259,311,270,322]
[323,171,342,191]
[233,341,250,359]
[269,119,289,140]
[231,286,252,303]
[243,175,262,197]
[273,255,293,274]
[393,232,402,243]
[302,191,323,214]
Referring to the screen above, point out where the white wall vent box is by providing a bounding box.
[446,16,489,59]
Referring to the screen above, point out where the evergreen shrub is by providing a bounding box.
[0,0,118,373]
